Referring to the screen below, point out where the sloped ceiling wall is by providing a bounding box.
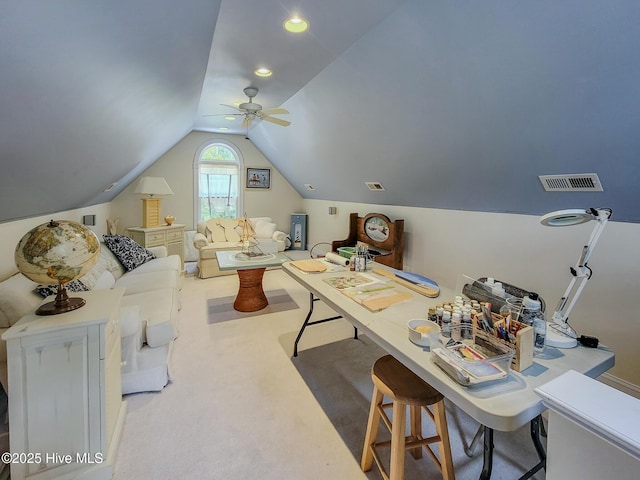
[0,0,221,223]
[1,0,639,224]
[251,0,640,222]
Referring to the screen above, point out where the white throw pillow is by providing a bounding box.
[254,220,277,239]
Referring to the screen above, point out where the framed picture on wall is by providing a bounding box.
[246,167,271,189]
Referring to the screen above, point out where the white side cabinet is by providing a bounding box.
[125,224,185,267]
[2,288,127,480]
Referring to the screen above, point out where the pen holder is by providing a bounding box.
[473,314,533,372]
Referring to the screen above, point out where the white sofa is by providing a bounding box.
[0,241,181,395]
[193,217,287,278]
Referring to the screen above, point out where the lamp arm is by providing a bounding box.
[551,208,610,326]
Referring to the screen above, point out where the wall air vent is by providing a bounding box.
[365,181,386,191]
[538,173,603,192]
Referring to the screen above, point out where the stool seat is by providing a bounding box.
[372,355,444,406]
[361,355,455,480]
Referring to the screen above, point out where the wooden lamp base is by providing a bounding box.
[141,198,162,228]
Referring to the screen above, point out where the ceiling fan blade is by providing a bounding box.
[202,113,243,117]
[260,115,291,127]
[220,103,243,112]
[261,107,289,115]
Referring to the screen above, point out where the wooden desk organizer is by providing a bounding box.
[473,314,533,372]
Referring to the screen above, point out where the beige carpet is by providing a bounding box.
[113,269,545,480]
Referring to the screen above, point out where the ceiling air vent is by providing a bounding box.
[538,173,603,192]
[365,181,386,191]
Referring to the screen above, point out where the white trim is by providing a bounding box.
[598,372,640,399]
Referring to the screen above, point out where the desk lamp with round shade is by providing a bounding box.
[15,220,100,315]
[540,207,612,348]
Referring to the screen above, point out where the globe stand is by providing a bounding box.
[36,283,86,316]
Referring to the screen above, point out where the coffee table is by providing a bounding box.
[216,251,290,312]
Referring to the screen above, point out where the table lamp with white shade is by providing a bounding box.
[540,207,612,348]
[134,176,174,228]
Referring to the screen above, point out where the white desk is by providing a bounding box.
[283,262,615,479]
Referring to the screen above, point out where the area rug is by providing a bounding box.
[207,288,299,324]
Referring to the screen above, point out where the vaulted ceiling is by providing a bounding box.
[2,0,639,224]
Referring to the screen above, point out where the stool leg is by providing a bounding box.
[361,386,384,472]
[389,400,407,480]
[409,404,423,459]
[433,400,455,480]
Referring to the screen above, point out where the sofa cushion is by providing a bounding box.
[103,234,156,271]
[253,220,277,239]
[0,273,41,328]
[35,279,89,298]
[114,270,178,295]
[198,244,238,260]
[128,255,181,275]
[121,288,179,347]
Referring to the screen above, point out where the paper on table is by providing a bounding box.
[323,272,380,290]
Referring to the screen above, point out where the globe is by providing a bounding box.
[15,220,100,315]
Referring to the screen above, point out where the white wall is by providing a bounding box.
[302,199,640,389]
[0,203,113,281]
[110,132,303,234]
[1,193,636,388]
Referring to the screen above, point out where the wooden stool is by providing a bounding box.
[361,355,455,480]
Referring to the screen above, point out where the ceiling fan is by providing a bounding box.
[205,87,291,129]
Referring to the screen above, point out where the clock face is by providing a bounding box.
[364,216,390,242]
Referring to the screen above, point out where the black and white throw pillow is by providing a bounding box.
[103,234,156,271]
[35,279,90,298]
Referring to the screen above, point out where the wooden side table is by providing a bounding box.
[126,224,185,267]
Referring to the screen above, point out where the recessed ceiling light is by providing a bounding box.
[224,116,236,121]
[254,68,272,77]
[219,127,229,131]
[283,15,309,33]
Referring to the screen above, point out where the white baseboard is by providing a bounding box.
[598,372,640,399]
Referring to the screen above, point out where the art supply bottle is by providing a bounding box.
[532,310,546,355]
[461,311,473,341]
[349,256,356,271]
[441,311,451,338]
[451,312,461,341]
[428,308,438,325]
[521,293,542,326]
[436,306,444,326]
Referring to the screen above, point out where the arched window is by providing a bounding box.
[194,140,243,222]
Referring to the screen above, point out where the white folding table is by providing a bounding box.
[283,261,615,479]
